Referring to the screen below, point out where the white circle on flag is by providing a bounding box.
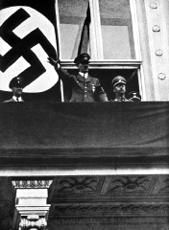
[0,6,59,93]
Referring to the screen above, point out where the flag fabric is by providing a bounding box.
[0,0,60,101]
[77,3,91,56]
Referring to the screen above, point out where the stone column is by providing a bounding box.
[12,180,52,230]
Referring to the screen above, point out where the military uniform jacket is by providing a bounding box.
[57,68,108,102]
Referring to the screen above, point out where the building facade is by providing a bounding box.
[0,0,169,230]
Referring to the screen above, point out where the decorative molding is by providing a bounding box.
[157,177,169,194]
[152,25,161,32]
[48,218,168,226]
[12,181,51,230]
[49,203,169,218]
[155,49,163,56]
[149,1,158,9]
[12,180,52,189]
[54,177,99,194]
[49,175,169,203]
[158,73,166,80]
[106,176,150,194]
[19,215,47,230]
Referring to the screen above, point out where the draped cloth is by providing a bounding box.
[0,102,168,168]
[58,0,90,58]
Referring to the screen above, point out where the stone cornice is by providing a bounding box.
[48,175,169,204]
[49,203,169,218]
[12,180,52,189]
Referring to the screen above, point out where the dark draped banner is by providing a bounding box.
[0,102,168,168]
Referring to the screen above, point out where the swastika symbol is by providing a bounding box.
[0,8,56,88]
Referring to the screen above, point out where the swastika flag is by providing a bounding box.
[0,0,60,100]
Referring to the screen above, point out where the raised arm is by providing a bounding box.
[48,56,73,81]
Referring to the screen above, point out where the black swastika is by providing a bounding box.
[0,8,56,88]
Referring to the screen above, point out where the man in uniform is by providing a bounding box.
[48,53,108,102]
[3,77,24,103]
[111,75,129,102]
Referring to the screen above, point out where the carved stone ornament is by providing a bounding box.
[49,175,169,202]
[56,177,99,194]
[19,215,47,230]
[12,180,52,189]
[155,49,163,56]
[106,176,150,194]
[152,25,160,32]
[157,177,169,193]
[150,1,158,9]
[158,73,166,80]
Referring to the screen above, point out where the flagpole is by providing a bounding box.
[54,0,64,102]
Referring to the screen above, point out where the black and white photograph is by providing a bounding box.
[0,0,169,229]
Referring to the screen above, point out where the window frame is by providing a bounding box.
[55,0,145,100]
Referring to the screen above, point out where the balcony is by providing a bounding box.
[0,102,168,174]
[0,102,169,230]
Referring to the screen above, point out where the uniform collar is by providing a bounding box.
[77,72,90,82]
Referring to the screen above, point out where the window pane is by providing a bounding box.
[58,0,90,59]
[99,0,135,59]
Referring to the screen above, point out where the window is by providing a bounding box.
[55,0,142,100]
[99,0,135,59]
[56,0,90,59]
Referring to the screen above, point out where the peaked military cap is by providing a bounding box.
[112,75,127,88]
[9,77,23,89]
[74,53,90,64]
